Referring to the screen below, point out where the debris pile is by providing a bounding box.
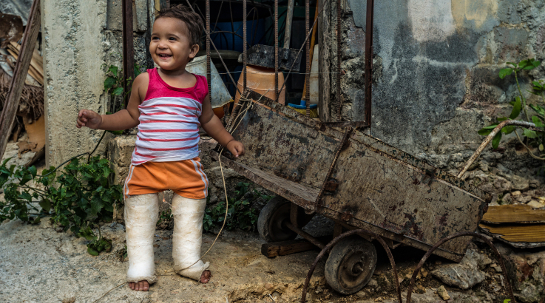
[0,10,44,167]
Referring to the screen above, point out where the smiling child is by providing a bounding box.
[76,5,244,291]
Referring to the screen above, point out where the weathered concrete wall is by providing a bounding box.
[322,0,545,208]
[339,0,545,155]
[42,0,154,167]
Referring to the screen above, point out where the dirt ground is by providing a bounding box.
[1,212,509,303]
[0,216,348,303]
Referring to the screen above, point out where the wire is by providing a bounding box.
[38,130,107,177]
[175,92,263,273]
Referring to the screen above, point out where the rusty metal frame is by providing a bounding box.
[193,0,373,126]
[122,0,134,108]
[300,230,516,303]
[123,0,375,118]
[364,0,375,126]
[314,126,353,210]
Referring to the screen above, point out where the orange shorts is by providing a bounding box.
[123,158,208,200]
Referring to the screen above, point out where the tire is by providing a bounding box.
[257,196,314,242]
[325,236,377,295]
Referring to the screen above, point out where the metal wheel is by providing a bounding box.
[258,196,314,242]
[325,236,377,295]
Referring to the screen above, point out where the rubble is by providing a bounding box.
[436,285,450,301]
[431,248,487,290]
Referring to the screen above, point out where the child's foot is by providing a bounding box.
[129,281,150,291]
[200,270,211,283]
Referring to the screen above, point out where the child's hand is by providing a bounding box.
[226,140,244,158]
[77,109,102,129]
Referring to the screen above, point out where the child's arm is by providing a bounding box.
[76,73,149,130]
[199,95,244,157]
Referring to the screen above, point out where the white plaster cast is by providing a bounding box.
[171,194,209,281]
[124,193,159,284]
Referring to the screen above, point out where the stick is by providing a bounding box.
[283,0,295,49]
[0,0,41,161]
[458,120,539,178]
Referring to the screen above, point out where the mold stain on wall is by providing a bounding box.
[451,0,499,30]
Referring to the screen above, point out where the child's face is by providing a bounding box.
[150,17,199,71]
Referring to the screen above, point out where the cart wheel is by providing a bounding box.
[325,236,377,295]
[258,196,314,242]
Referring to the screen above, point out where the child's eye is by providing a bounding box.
[152,36,159,40]
[169,37,177,41]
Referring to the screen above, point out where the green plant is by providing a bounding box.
[203,182,272,232]
[479,59,544,154]
[103,64,143,113]
[0,156,123,256]
[157,209,173,227]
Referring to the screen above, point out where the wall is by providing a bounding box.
[318,1,545,202]
[41,0,154,167]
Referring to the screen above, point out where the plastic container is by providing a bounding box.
[186,55,232,110]
[235,65,286,105]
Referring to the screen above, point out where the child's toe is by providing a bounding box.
[200,270,211,283]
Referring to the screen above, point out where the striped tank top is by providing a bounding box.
[131,68,208,166]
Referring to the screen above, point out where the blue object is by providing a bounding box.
[288,100,317,109]
[210,20,266,53]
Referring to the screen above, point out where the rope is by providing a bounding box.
[166,93,259,272]
[93,93,263,301]
[92,282,125,303]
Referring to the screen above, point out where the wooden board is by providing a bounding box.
[23,115,45,152]
[480,223,545,248]
[261,236,331,258]
[7,43,43,85]
[0,0,41,162]
[482,204,545,224]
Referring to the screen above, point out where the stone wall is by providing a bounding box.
[42,0,154,167]
[322,0,545,205]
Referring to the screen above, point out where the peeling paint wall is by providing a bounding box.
[42,0,154,166]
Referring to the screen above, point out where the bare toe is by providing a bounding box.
[200,270,211,283]
[129,281,150,291]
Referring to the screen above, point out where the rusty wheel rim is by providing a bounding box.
[338,249,374,291]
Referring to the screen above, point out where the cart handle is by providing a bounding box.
[458,120,538,178]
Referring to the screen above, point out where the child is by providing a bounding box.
[76,5,244,291]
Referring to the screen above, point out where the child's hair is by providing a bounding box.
[155,5,204,47]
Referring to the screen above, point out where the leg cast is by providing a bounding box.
[125,193,159,286]
[172,194,210,281]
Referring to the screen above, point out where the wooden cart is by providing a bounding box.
[211,92,490,295]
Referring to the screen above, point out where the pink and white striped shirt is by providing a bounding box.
[131,68,208,166]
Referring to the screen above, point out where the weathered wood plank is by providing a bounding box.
[211,151,319,208]
[0,0,41,161]
[318,0,331,121]
[480,223,545,248]
[261,236,332,258]
[482,205,545,224]
[321,137,487,256]
[229,100,341,189]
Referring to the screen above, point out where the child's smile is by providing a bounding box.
[150,17,199,73]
